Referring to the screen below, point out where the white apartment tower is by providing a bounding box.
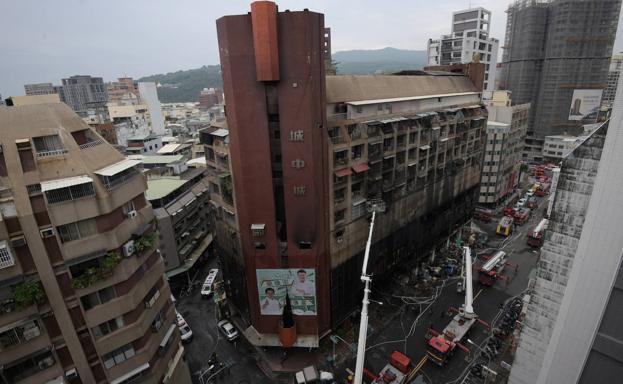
[427,7,499,91]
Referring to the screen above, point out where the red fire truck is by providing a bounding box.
[371,351,413,384]
[478,251,507,286]
[427,247,478,366]
[527,219,549,247]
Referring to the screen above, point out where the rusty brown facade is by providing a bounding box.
[209,1,487,347]
[0,102,191,384]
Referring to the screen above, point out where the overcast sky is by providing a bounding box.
[2,0,623,97]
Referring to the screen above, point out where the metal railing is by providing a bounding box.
[36,148,68,158]
[79,139,105,150]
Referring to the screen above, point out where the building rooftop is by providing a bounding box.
[326,75,478,103]
[487,121,510,127]
[127,133,160,141]
[129,155,185,165]
[145,178,189,200]
[157,143,191,154]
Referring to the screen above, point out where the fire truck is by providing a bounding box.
[427,247,478,366]
[513,208,530,226]
[371,351,413,384]
[527,219,549,248]
[478,251,507,286]
[496,216,513,236]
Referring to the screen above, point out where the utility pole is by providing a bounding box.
[354,200,385,384]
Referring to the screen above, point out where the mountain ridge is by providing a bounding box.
[139,47,428,102]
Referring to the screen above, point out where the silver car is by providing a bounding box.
[217,320,239,341]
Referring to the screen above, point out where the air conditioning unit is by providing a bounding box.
[65,368,78,380]
[10,236,27,247]
[126,210,138,219]
[123,240,135,257]
[40,228,54,238]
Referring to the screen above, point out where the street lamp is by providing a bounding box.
[353,200,385,384]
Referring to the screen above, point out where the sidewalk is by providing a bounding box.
[229,313,326,382]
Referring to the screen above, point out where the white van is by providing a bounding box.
[201,269,219,298]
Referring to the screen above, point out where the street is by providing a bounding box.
[174,193,545,384]
[336,193,546,384]
[173,259,271,384]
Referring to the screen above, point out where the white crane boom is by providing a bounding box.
[354,211,376,384]
[463,246,475,316]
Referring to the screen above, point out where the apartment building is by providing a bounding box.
[509,114,622,383]
[24,83,65,102]
[427,7,499,91]
[479,91,529,205]
[62,76,108,114]
[146,169,213,287]
[602,53,623,108]
[125,134,163,156]
[0,101,190,384]
[541,135,581,161]
[107,104,152,147]
[500,0,621,160]
[213,1,486,347]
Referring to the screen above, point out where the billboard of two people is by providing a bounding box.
[256,268,316,316]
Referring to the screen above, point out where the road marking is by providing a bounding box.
[473,288,484,302]
[407,355,428,381]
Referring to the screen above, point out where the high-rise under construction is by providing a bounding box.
[500,0,621,160]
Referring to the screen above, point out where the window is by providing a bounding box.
[0,241,15,269]
[254,242,266,250]
[0,320,41,348]
[81,286,117,310]
[334,209,346,223]
[377,104,383,111]
[33,135,66,157]
[57,218,97,243]
[45,182,95,204]
[152,309,166,332]
[251,224,265,237]
[103,344,135,369]
[351,144,364,160]
[92,317,124,338]
[4,349,55,383]
[122,201,136,215]
[144,286,161,308]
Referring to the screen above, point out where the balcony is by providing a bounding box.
[330,135,347,145]
[328,113,347,121]
[334,157,348,167]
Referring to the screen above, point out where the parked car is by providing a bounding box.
[217,319,239,341]
[179,324,193,343]
[201,269,219,298]
[176,311,187,328]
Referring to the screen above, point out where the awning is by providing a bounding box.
[334,168,352,177]
[160,324,177,348]
[251,223,266,230]
[111,363,150,384]
[352,196,366,206]
[95,159,141,177]
[165,233,213,278]
[40,175,92,192]
[352,163,370,173]
[419,145,431,150]
[209,128,229,137]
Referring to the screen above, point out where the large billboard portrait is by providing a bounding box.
[256,268,317,316]
[568,89,602,121]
